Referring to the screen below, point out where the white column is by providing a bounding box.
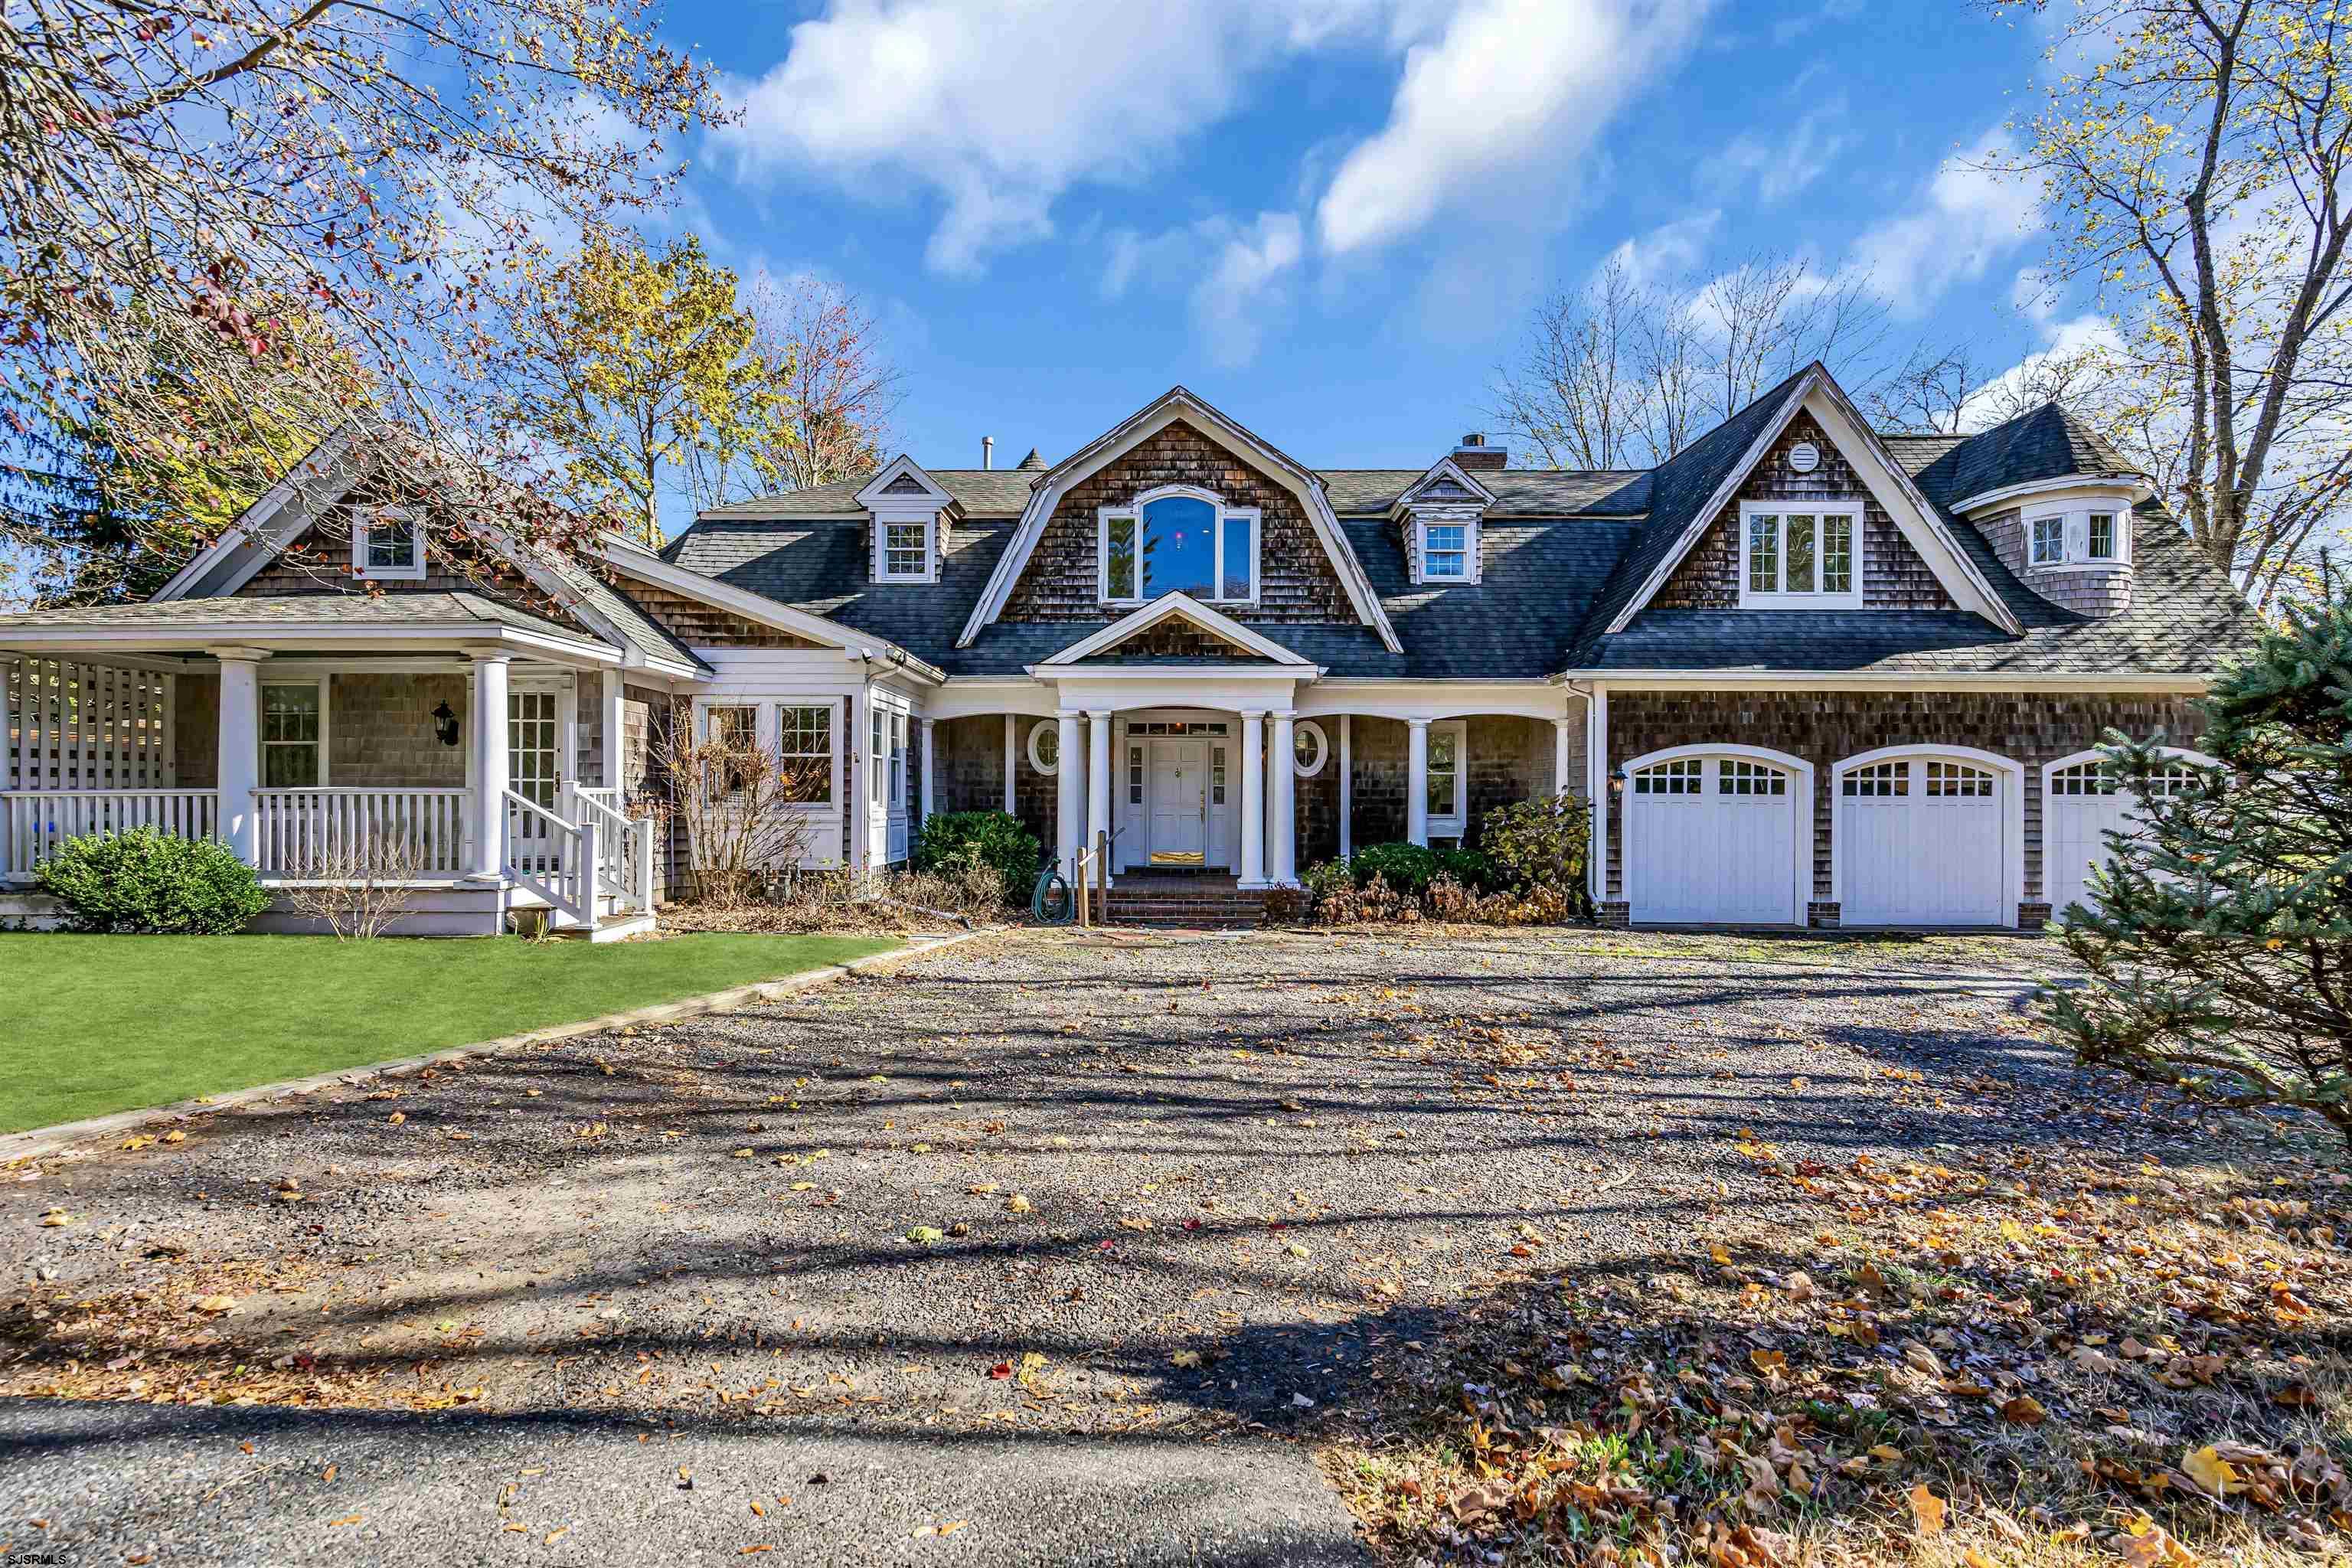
[920,717,936,824]
[1338,714,1353,859]
[1587,685,1610,908]
[1268,710,1297,886]
[1553,716,1573,799]
[1086,710,1112,888]
[214,648,265,867]
[1055,709,1083,881]
[1238,710,1266,888]
[1406,717,1430,846]
[469,652,511,881]
[599,668,625,795]
[1002,714,1017,815]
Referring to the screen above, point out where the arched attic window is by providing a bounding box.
[1098,487,1259,605]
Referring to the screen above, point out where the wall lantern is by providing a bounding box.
[433,701,462,747]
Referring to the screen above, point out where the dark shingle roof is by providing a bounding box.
[0,592,603,645]
[1922,402,2144,504]
[697,470,1037,519]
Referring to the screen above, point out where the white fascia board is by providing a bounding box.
[1040,593,1313,667]
[1024,663,1325,681]
[853,454,958,512]
[590,537,945,683]
[1386,456,1498,519]
[1554,669,2214,692]
[152,423,368,601]
[956,387,1403,653]
[0,621,619,663]
[1950,474,2155,517]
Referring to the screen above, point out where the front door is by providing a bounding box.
[508,690,562,864]
[1148,740,1207,865]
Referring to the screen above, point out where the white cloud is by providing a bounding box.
[1958,313,2122,431]
[1316,0,1713,258]
[1601,211,1721,288]
[1847,133,2040,314]
[1102,211,1305,368]
[1697,103,1848,207]
[716,1,1395,275]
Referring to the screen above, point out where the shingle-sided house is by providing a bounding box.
[0,364,2262,934]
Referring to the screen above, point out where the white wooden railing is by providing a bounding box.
[572,789,655,915]
[504,789,593,921]
[253,789,472,878]
[0,789,217,881]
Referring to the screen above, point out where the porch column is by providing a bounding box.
[1055,709,1083,882]
[1086,710,1112,889]
[469,652,511,881]
[1586,685,1609,908]
[1553,716,1573,799]
[1268,710,1297,886]
[920,717,936,825]
[1002,714,1017,814]
[599,668,625,795]
[1338,714,1353,860]
[213,648,266,867]
[1238,710,1266,888]
[1406,717,1430,846]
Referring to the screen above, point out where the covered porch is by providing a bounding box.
[0,598,658,936]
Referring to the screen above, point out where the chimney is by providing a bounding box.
[1452,432,1507,472]
[982,436,995,470]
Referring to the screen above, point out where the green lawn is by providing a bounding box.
[0,932,899,1134]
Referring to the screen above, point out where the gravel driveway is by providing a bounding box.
[2,926,2193,1565]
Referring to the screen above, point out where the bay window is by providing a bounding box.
[2027,505,2132,569]
[1739,502,1861,607]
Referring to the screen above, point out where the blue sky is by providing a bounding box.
[647,0,2074,484]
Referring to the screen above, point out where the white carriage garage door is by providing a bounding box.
[2043,756,2200,918]
[1837,756,2007,926]
[1623,754,1802,925]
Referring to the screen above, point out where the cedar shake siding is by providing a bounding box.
[173,672,219,789]
[1654,414,1956,611]
[1977,505,2138,618]
[1600,690,2205,919]
[619,582,827,649]
[934,714,1056,859]
[1001,420,1354,625]
[327,673,469,788]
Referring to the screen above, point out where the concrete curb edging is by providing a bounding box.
[0,928,992,1165]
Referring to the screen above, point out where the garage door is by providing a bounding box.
[1838,756,2007,926]
[1623,754,1801,924]
[2044,756,2201,917]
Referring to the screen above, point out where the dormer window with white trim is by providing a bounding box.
[353,508,424,582]
[1392,456,1493,586]
[1738,501,1861,608]
[854,455,952,585]
[877,514,934,582]
[2025,505,2132,571]
[1098,486,1259,606]
[1419,520,1470,580]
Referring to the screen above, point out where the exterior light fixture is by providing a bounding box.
[433,701,461,747]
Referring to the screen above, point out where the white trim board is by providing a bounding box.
[1602,364,2023,636]
[955,386,1401,654]
[1038,593,1315,667]
[153,423,371,601]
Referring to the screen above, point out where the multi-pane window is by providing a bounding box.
[1743,506,1858,600]
[2030,514,2066,566]
[1841,760,1908,797]
[1423,523,1468,580]
[881,519,929,580]
[2053,758,2200,799]
[776,704,832,805]
[1210,746,1227,806]
[1633,757,1703,795]
[871,710,887,804]
[1028,720,1060,775]
[1128,720,1228,736]
[1721,759,1789,795]
[708,704,758,795]
[1128,745,1145,805]
[510,691,560,810]
[354,510,423,579]
[1426,725,1462,824]
[1100,492,1258,603]
[1926,761,1995,798]
[262,682,322,787]
[890,712,907,806]
[2087,511,2116,560]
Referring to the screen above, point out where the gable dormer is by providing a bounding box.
[1390,452,1498,586]
[854,456,959,585]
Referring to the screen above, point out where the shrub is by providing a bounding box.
[1348,841,1440,893]
[910,810,1040,905]
[1433,845,1498,893]
[34,828,270,935]
[1480,792,1594,919]
[1299,858,1354,901]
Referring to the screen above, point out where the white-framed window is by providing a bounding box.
[1841,760,1908,797]
[1720,758,1789,796]
[1420,521,1469,580]
[1210,744,1228,805]
[352,508,424,582]
[868,707,907,808]
[1292,720,1329,778]
[1127,744,1144,805]
[2027,507,2132,569]
[889,711,907,808]
[1027,719,1060,776]
[1738,502,1861,607]
[776,704,833,805]
[1425,720,1466,835]
[704,703,760,795]
[876,515,933,582]
[2050,758,2203,799]
[261,679,326,787]
[1099,487,1259,604]
[1632,756,1702,795]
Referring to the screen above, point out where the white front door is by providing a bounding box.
[1838,756,2007,926]
[1622,754,1802,924]
[1148,740,1207,865]
[509,690,562,862]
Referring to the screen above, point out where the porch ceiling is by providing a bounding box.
[0,593,619,665]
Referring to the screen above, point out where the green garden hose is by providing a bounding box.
[1031,867,1076,924]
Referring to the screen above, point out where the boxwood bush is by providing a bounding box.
[1342,841,1498,894]
[910,810,1040,904]
[33,828,270,935]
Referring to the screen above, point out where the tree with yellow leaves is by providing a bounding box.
[1992,0,2352,610]
[496,230,798,548]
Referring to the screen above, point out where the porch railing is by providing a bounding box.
[573,788,655,915]
[253,789,472,878]
[0,789,217,880]
[504,789,594,921]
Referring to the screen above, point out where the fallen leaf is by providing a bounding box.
[2000,1393,2048,1426]
[1908,1485,1947,1537]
